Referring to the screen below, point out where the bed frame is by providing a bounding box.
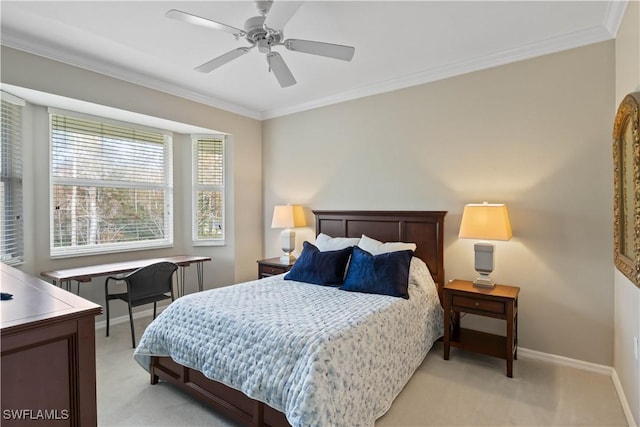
[149,210,446,427]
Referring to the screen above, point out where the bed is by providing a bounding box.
[134,210,446,427]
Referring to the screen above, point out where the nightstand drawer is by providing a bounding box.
[451,295,505,315]
[257,258,295,279]
[261,265,286,276]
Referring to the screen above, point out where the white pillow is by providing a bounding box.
[358,234,417,255]
[314,233,360,251]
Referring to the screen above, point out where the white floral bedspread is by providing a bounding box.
[134,257,443,427]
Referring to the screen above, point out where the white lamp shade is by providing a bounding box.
[271,205,306,229]
[459,203,512,241]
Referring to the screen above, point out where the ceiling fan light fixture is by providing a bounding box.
[257,38,270,53]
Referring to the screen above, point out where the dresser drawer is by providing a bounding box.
[451,295,505,315]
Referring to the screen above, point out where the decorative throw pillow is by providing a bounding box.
[284,241,353,286]
[315,233,360,251]
[358,234,417,255]
[340,246,413,299]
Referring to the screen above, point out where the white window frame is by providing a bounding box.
[0,92,25,265]
[192,135,225,246]
[49,108,174,258]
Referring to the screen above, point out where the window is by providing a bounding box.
[192,136,225,244]
[0,93,24,265]
[50,110,173,257]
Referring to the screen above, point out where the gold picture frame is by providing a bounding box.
[613,92,640,288]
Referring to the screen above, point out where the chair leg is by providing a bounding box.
[153,301,157,319]
[128,302,136,348]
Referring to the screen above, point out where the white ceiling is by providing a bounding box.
[0,1,626,120]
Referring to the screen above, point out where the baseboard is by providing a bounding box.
[518,347,612,375]
[611,369,639,427]
[94,304,169,331]
[519,347,637,427]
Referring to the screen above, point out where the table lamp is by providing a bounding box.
[271,204,306,263]
[458,202,512,288]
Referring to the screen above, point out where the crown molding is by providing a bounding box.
[261,23,615,119]
[602,0,628,37]
[1,33,262,120]
[1,17,618,122]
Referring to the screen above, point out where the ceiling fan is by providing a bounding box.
[166,0,355,88]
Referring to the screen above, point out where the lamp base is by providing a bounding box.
[473,243,496,288]
[280,253,296,264]
[473,274,495,288]
[279,229,296,264]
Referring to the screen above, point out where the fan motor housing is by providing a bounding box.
[244,15,282,47]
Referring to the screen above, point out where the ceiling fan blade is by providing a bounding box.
[195,48,250,73]
[267,52,296,88]
[284,39,355,61]
[264,1,302,30]
[166,9,246,37]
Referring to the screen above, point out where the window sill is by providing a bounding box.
[50,242,174,259]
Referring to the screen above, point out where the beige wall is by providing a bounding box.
[263,41,615,365]
[0,16,625,376]
[614,0,640,424]
[1,46,263,319]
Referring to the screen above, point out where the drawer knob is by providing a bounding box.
[474,302,480,307]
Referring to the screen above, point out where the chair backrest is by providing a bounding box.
[124,261,178,302]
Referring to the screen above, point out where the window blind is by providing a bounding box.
[1,95,24,265]
[193,136,225,243]
[50,112,173,256]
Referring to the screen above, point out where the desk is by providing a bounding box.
[41,255,211,297]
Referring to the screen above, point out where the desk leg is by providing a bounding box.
[180,266,186,297]
[173,261,206,297]
[175,267,181,298]
[197,262,204,292]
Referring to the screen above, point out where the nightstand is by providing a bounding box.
[443,279,520,377]
[257,257,295,279]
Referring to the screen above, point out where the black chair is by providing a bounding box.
[105,261,178,348]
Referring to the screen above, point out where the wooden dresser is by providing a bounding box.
[1,263,102,426]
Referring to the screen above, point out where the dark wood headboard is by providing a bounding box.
[314,210,447,300]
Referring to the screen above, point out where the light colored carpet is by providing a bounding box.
[96,316,627,427]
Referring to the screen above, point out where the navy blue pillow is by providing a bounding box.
[340,246,413,299]
[284,241,353,286]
